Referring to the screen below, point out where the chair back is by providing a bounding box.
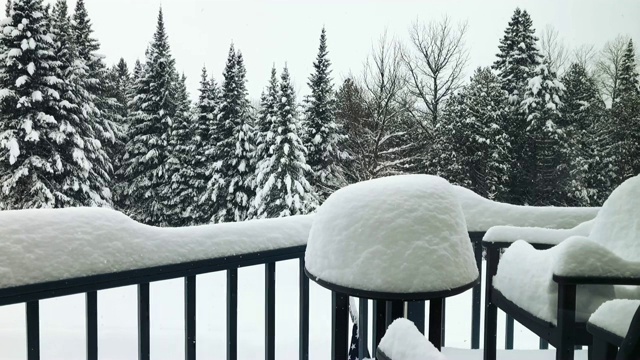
[617,304,640,360]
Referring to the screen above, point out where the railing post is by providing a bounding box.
[470,232,484,349]
[540,338,549,349]
[407,301,425,334]
[227,268,238,360]
[86,291,98,360]
[26,301,40,360]
[372,300,386,355]
[483,245,499,360]
[185,276,196,360]
[429,298,444,351]
[358,298,369,360]
[506,315,514,349]
[299,258,309,360]
[265,262,276,360]
[557,283,577,360]
[331,292,349,360]
[138,283,150,360]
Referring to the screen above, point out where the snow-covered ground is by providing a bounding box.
[0,259,586,360]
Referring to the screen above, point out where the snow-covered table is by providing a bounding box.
[304,175,479,359]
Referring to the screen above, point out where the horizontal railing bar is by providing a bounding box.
[0,245,306,306]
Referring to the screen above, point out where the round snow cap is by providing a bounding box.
[305,175,478,298]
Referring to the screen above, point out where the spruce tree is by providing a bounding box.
[560,63,607,205]
[520,62,567,205]
[208,46,256,223]
[254,66,318,218]
[0,0,66,208]
[303,27,346,199]
[608,39,640,184]
[492,8,544,204]
[254,67,279,169]
[121,8,176,225]
[165,73,195,226]
[4,0,11,17]
[190,67,219,224]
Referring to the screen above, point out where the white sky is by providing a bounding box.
[53,0,640,101]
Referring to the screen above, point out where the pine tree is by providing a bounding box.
[190,67,219,224]
[121,8,176,225]
[303,27,346,199]
[254,67,279,168]
[71,0,117,197]
[254,66,318,218]
[4,0,11,17]
[560,63,608,205]
[207,46,256,223]
[492,8,544,204]
[520,62,567,205]
[607,39,640,185]
[0,0,66,208]
[165,73,195,226]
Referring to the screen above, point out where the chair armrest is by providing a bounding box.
[483,220,594,246]
[482,239,554,250]
[553,274,640,286]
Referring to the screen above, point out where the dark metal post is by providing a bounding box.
[138,283,150,360]
[506,315,514,349]
[299,259,309,360]
[540,338,549,349]
[441,299,446,347]
[26,301,40,360]
[428,298,444,350]
[227,269,238,360]
[358,298,369,360]
[557,283,577,360]
[470,232,484,349]
[331,292,349,360]
[386,301,404,327]
[86,291,98,360]
[407,301,425,334]
[185,276,196,360]
[372,300,386,355]
[265,262,276,360]
[483,246,499,360]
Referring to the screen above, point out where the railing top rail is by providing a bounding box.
[0,245,306,306]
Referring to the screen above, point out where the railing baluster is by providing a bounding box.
[505,314,514,349]
[470,232,483,349]
[385,301,403,326]
[185,276,196,360]
[429,298,444,351]
[227,268,238,360]
[358,298,368,360]
[86,291,98,360]
[331,292,349,360]
[442,299,446,347]
[372,300,386,355]
[26,301,40,360]
[299,258,309,360]
[138,283,150,360]
[265,262,276,360]
[540,338,549,349]
[407,301,425,334]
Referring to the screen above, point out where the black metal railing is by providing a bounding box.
[0,231,530,360]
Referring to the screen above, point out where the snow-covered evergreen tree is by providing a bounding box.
[607,39,640,184]
[0,0,68,208]
[254,66,318,218]
[520,62,567,205]
[4,0,11,17]
[492,8,544,204]
[560,62,608,205]
[165,73,195,226]
[121,8,176,225]
[303,27,346,199]
[207,46,256,223]
[254,66,279,166]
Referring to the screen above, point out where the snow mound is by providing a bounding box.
[453,185,599,232]
[483,220,594,245]
[589,299,640,338]
[305,175,478,294]
[0,208,313,289]
[378,318,446,360]
[494,175,640,324]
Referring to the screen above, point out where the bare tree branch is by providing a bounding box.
[539,25,569,74]
[595,35,630,105]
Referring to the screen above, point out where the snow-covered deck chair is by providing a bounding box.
[588,300,640,360]
[483,175,640,360]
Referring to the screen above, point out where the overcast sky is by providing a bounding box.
[49,0,640,101]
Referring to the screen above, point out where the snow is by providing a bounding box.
[305,175,478,293]
[15,75,29,87]
[26,62,35,75]
[378,318,446,360]
[493,175,640,324]
[453,185,599,232]
[483,220,594,245]
[589,299,640,338]
[31,90,42,102]
[6,138,20,165]
[0,208,313,288]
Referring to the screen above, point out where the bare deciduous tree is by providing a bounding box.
[596,35,630,105]
[572,44,598,73]
[402,16,469,127]
[539,25,569,74]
